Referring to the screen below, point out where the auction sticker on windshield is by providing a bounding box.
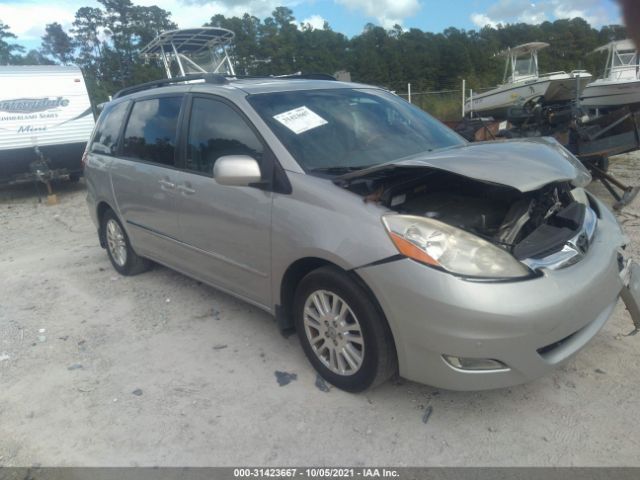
[273,106,328,134]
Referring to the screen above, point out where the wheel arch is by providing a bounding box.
[276,257,399,358]
[96,201,115,248]
[276,257,334,332]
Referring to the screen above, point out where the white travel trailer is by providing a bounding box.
[0,65,95,184]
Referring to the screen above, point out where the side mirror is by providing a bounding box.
[213,155,262,187]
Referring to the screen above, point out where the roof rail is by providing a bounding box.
[112,73,226,99]
[274,73,336,81]
[112,72,337,99]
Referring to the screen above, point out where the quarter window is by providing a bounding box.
[122,96,182,166]
[91,101,129,155]
[185,97,264,175]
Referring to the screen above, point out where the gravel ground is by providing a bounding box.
[1,153,640,467]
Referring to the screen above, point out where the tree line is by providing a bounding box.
[0,0,629,104]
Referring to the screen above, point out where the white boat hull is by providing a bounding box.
[466,79,551,118]
[580,80,640,109]
[544,74,592,103]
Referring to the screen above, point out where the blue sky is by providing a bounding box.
[0,0,622,51]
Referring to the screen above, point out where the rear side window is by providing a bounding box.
[122,96,182,166]
[185,97,264,175]
[91,101,129,155]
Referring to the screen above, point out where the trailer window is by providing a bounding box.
[91,101,129,155]
[122,96,182,167]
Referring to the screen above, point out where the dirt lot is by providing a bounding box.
[1,154,640,467]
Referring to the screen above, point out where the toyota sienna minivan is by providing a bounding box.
[84,74,640,392]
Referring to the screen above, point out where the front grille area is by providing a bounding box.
[521,206,598,271]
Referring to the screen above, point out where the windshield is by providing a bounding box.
[513,56,536,78]
[247,88,465,174]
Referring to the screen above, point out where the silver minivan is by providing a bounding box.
[84,75,640,392]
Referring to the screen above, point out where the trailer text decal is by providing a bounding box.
[0,97,69,114]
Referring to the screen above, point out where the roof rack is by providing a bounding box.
[112,72,337,99]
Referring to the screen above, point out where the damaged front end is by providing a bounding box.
[334,139,640,332]
[333,139,606,280]
[341,167,597,279]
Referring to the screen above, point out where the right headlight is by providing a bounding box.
[382,214,531,279]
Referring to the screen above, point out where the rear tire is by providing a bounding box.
[294,266,397,392]
[101,209,151,276]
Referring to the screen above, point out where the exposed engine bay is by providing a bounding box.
[339,168,595,261]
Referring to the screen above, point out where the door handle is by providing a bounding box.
[158,179,176,189]
[177,184,196,195]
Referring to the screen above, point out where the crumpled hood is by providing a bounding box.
[337,137,591,193]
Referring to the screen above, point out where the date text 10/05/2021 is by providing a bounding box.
[233,468,400,478]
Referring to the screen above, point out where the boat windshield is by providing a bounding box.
[613,50,637,67]
[248,88,466,174]
[610,49,639,79]
[513,56,536,79]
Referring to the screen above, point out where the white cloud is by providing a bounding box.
[519,10,547,24]
[336,0,420,29]
[173,0,291,21]
[301,14,326,30]
[471,0,549,27]
[0,0,295,50]
[470,0,618,29]
[0,2,77,41]
[550,0,615,27]
[470,13,499,29]
[487,0,533,18]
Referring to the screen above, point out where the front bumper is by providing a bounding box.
[356,196,633,390]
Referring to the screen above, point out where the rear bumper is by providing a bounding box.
[356,195,629,390]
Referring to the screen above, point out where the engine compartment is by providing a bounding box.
[341,168,591,260]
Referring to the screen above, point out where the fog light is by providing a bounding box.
[443,355,509,371]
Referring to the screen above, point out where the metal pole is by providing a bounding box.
[171,41,185,77]
[160,45,172,79]
[408,83,412,103]
[224,48,236,76]
[462,79,466,118]
[470,89,474,118]
[503,48,510,83]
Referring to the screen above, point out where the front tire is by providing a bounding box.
[101,209,151,276]
[294,266,397,392]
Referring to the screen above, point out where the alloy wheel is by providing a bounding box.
[106,219,127,267]
[303,289,365,376]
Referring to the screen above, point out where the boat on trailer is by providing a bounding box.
[466,42,592,119]
[580,39,640,111]
[140,27,236,78]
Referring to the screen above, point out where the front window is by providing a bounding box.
[247,88,465,174]
[186,97,264,175]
